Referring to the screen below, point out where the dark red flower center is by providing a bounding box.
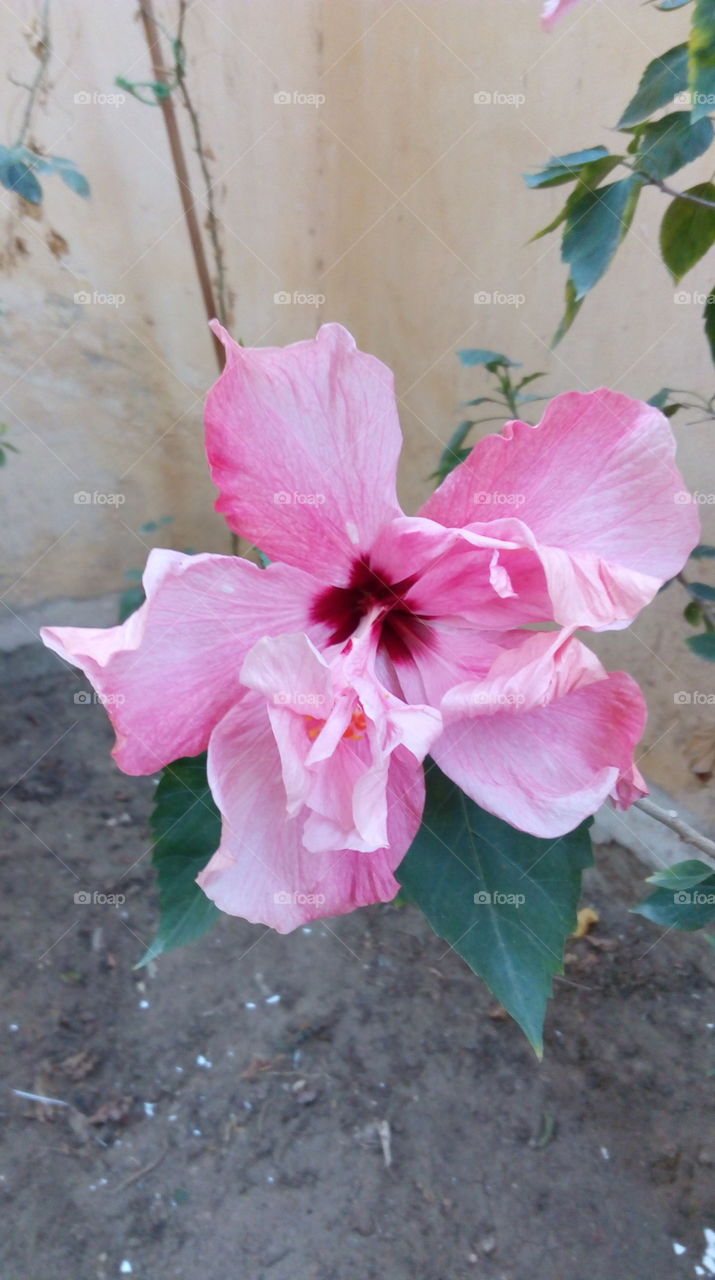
[310,558,431,663]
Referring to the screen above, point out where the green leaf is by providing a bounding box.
[529,155,623,241]
[117,583,145,623]
[433,421,476,480]
[657,0,692,10]
[688,632,715,658]
[552,277,585,345]
[704,281,715,362]
[660,182,715,280]
[457,349,520,368]
[689,0,715,120]
[396,763,594,1055]
[562,175,643,300]
[648,387,673,408]
[57,165,90,198]
[634,111,714,178]
[0,147,42,203]
[523,146,610,188]
[692,542,715,556]
[634,859,715,930]
[684,599,703,623]
[617,44,689,128]
[138,754,221,966]
[688,580,715,600]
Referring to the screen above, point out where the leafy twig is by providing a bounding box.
[13,0,51,149]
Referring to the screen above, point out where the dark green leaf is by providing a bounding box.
[523,146,610,189]
[660,182,715,280]
[704,284,715,362]
[0,152,42,203]
[684,599,703,623]
[648,387,673,408]
[552,277,585,345]
[689,0,715,120]
[657,0,692,10]
[138,754,221,966]
[457,349,520,368]
[688,632,715,658]
[634,859,715,930]
[396,763,594,1055]
[634,111,713,178]
[617,44,689,128]
[692,542,715,557]
[529,155,623,241]
[688,580,715,600]
[118,584,145,623]
[562,175,643,300]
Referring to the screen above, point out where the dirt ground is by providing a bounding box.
[1,644,715,1280]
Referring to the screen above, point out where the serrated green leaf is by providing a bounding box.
[634,111,713,178]
[688,631,715,658]
[396,762,594,1055]
[660,182,715,280]
[689,0,715,121]
[634,859,715,930]
[138,754,221,966]
[617,44,689,128]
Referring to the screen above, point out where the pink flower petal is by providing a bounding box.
[429,630,647,837]
[240,628,441,854]
[542,0,581,29]
[205,323,403,580]
[41,549,322,775]
[197,699,425,932]
[421,390,700,628]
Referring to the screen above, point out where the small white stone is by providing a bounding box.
[265,994,281,1005]
[120,1263,132,1275]
[245,1001,257,1010]
[600,1147,610,1160]
[195,1054,212,1069]
[138,1000,150,1009]
[143,1102,155,1117]
[673,1242,686,1255]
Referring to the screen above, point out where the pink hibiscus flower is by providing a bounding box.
[541,0,581,30]
[42,323,698,932]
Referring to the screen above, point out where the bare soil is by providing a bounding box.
[1,644,714,1280]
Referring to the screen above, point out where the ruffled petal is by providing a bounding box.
[197,698,425,932]
[41,549,322,775]
[430,630,647,838]
[205,323,404,580]
[421,390,700,628]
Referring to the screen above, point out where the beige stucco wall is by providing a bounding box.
[1,0,713,810]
